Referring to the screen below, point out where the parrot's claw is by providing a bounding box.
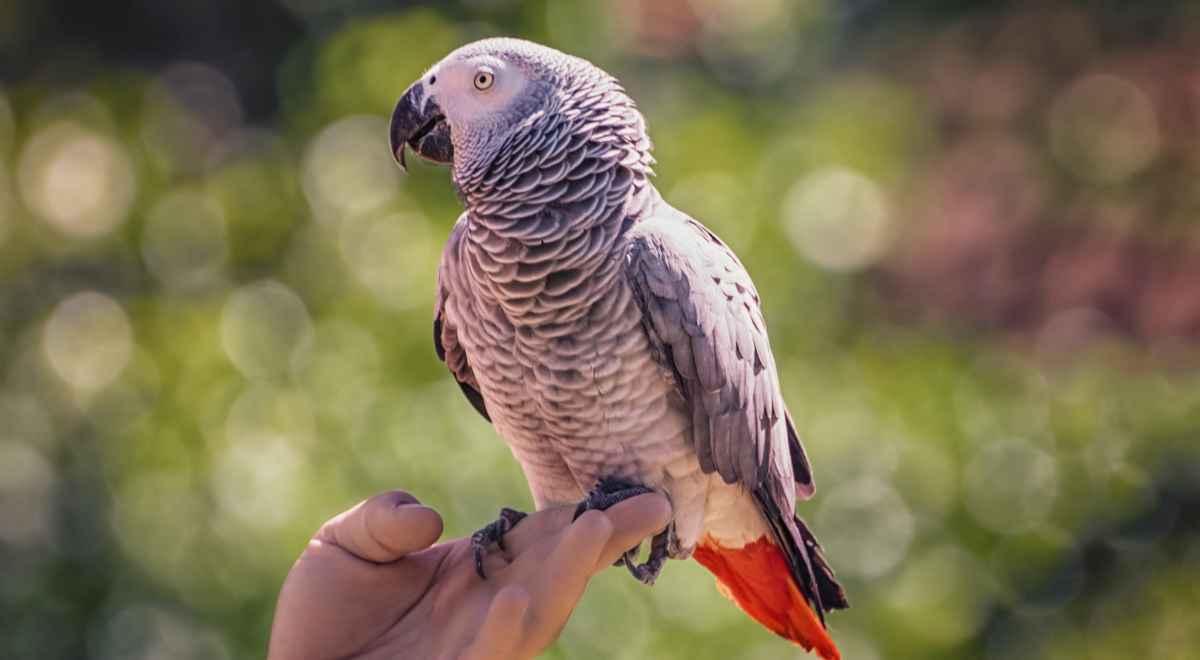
[572,477,654,520]
[624,528,670,585]
[471,507,528,580]
[573,477,669,585]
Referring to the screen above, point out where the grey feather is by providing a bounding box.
[624,204,816,499]
[421,39,836,616]
[434,215,491,422]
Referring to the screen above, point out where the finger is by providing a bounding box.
[512,511,614,651]
[317,490,444,563]
[501,492,673,563]
[549,510,613,581]
[591,493,672,573]
[456,585,531,660]
[527,510,613,619]
[499,503,577,557]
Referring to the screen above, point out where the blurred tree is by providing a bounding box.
[1,1,1198,659]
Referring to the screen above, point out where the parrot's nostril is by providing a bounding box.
[429,75,437,85]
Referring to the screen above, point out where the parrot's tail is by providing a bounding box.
[693,536,840,660]
[693,490,847,660]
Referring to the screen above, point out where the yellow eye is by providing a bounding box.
[473,69,495,91]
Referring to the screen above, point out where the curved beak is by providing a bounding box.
[389,81,453,172]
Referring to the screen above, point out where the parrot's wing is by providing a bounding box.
[625,205,847,616]
[434,214,490,422]
[624,205,815,500]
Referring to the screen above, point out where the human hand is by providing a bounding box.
[267,490,671,660]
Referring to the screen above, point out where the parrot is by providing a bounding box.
[389,38,848,659]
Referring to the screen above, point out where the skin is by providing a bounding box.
[268,489,672,660]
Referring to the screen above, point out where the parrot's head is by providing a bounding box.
[390,38,648,194]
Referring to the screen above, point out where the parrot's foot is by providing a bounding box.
[572,478,655,519]
[471,507,528,580]
[573,477,669,585]
[625,528,669,585]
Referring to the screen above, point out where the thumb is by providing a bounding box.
[318,490,444,563]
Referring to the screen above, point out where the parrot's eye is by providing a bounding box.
[473,69,495,91]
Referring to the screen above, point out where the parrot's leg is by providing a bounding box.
[471,507,528,580]
[572,477,669,585]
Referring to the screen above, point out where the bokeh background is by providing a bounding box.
[2,0,1199,658]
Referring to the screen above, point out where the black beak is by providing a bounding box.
[389,81,452,172]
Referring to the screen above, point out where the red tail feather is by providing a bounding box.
[693,536,840,660]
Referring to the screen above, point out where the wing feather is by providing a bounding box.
[624,205,815,499]
[434,215,490,422]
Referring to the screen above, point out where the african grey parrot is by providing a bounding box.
[389,38,847,658]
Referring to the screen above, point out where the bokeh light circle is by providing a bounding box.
[691,0,800,87]
[293,320,381,426]
[783,167,893,272]
[141,190,229,290]
[964,438,1059,534]
[887,544,993,645]
[337,212,435,309]
[0,395,55,451]
[224,385,317,449]
[0,443,56,546]
[302,115,399,222]
[17,121,136,238]
[110,470,207,595]
[211,437,304,531]
[141,62,243,174]
[219,280,313,381]
[1048,74,1160,184]
[42,292,134,393]
[816,476,915,579]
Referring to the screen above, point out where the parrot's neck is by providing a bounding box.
[457,97,656,324]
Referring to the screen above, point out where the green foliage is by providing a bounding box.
[1,2,1198,659]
